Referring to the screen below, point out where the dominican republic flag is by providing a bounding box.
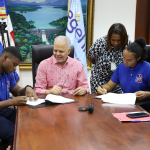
[0,0,15,49]
[0,0,20,82]
[66,0,88,78]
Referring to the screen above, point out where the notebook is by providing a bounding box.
[112,111,150,122]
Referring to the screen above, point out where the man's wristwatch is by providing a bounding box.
[25,85,33,91]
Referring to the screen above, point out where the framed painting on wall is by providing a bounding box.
[5,0,94,70]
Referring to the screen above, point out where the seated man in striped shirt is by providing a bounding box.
[34,36,89,96]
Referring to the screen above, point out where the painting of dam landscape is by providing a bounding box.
[6,0,87,63]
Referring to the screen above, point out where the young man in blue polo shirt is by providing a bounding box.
[97,38,150,109]
[0,46,38,150]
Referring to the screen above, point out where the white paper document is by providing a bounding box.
[95,93,136,105]
[26,94,76,106]
[26,97,45,106]
[45,94,75,103]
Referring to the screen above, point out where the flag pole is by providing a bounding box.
[68,0,70,15]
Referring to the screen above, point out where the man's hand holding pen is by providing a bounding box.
[45,86,62,95]
[97,85,107,95]
[45,75,69,95]
[45,74,88,96]
[73,87,87,96]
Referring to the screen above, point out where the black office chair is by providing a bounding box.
[0,139,10,150]
[32,44,74,87]
[145,45,150,63]
[135,45,150,106]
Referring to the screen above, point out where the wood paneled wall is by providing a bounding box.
[135,0,150,44]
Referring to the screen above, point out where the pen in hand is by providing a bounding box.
[132,120,150,123]
[100,85,107,94]
[62,75,69,89]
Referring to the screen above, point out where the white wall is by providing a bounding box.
[18,70,33,87]
[18,0,137,91]
[93,0,137,42]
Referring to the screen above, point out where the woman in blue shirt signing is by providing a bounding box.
[97,37,150,110]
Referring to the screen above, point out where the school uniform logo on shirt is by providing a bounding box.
[135,74,142,83]
[7,81,10,90]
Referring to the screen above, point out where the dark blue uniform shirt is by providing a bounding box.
[12,71,19,83]
[0,72,16,101]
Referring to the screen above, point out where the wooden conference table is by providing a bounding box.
[13,94,150,150]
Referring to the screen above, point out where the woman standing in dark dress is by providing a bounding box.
[87,23,130,93]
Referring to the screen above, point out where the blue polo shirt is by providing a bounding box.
[111,61,150,93]
[12,71,19,83]
[0,72,16,101]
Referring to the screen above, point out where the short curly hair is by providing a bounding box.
[1,46,22,61]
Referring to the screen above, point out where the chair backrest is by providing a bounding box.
[145,45,150,63]
[32,44,74,87]
[0,138,10,150]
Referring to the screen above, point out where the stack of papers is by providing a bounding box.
[95,93,136,105]
[26,94,76,106]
